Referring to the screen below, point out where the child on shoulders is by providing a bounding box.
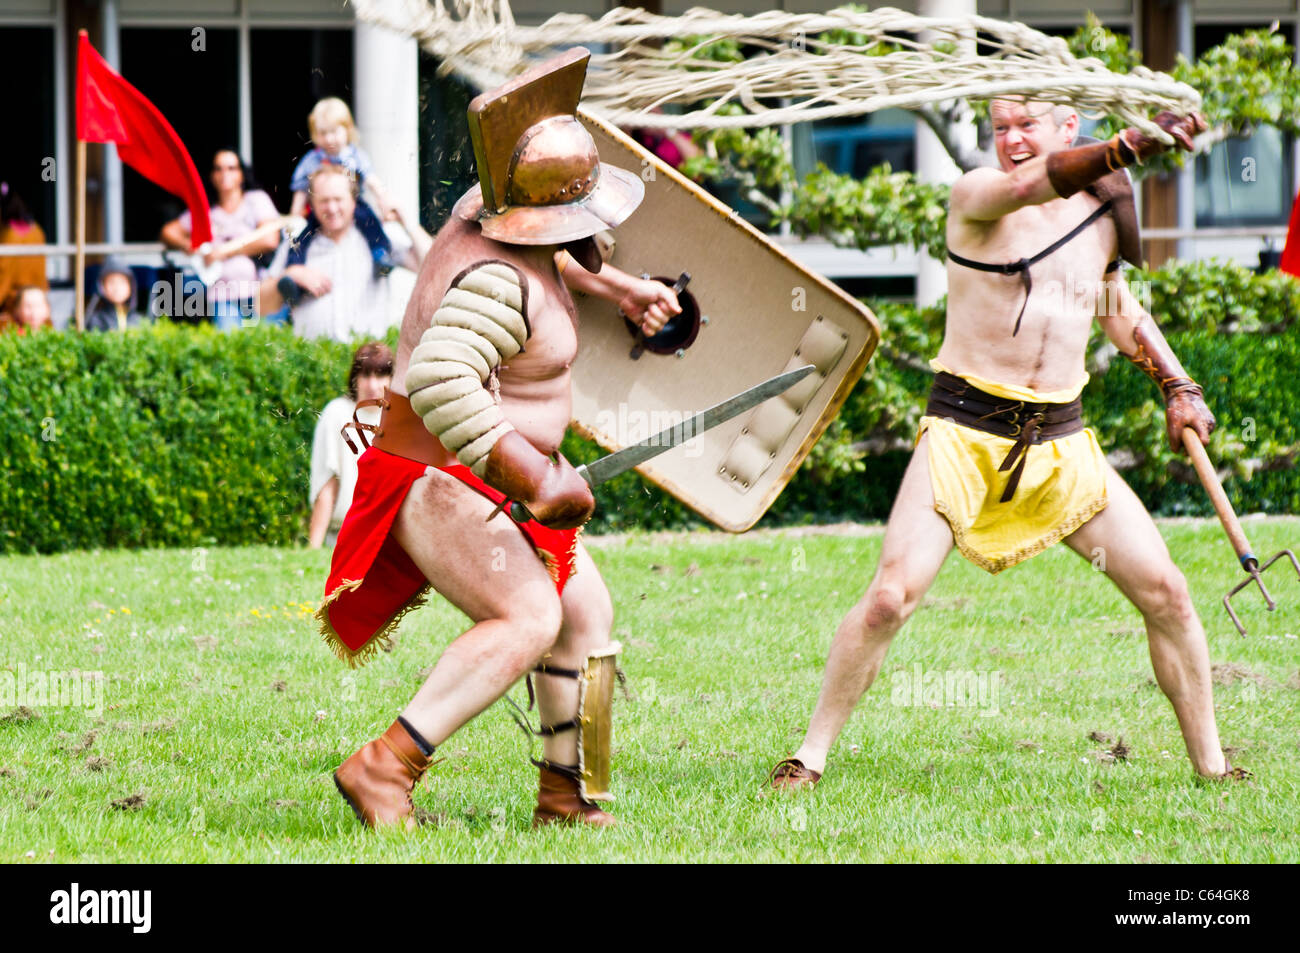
[288,98,396,277]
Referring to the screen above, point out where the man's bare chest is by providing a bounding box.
[956,197,1117,280]
[506,270,579,383]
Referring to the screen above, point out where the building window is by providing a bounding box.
[250,28,354,212]
[0,26,58,240]
[796,108,917,180]
[120,27,239,240]
[1194,23,1293,228]
[118,25,354,239]
[417,53,478,224]
[1196,127,1292,227]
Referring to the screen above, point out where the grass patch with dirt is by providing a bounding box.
[1,518,1298,862]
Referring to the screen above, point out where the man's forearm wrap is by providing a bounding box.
[405,261,529,475]
[1127,319,1200,402]
[482,431,557,503]
[482,430,595,528]
[1046,136,1136,198]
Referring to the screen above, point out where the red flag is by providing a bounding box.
[76,31,212,249]
[1281,190,1300,278]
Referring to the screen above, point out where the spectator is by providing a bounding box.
[309,341,395,549]
[85,257,147,332]
[160,149,282,331]
[630,109,703,170]
[0,285,54,334]
[259,165,431,342]
[288,97,395,277]
[0,183,49,312]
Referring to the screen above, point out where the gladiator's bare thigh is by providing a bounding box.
[873,430,956,586]
[390,466,561,625]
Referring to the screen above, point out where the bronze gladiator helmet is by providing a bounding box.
[452,47,644,245]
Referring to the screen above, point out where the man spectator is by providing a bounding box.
[308,341,394,549]
[260,165,431,341]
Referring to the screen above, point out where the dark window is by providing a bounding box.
[804,110,916,179]
[119,27,238,240]
[1195,23,1270,55]
[250,28,354,212]
[417,53,478,229]
[0,26,59,239]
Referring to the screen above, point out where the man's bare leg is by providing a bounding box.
[533,543,613,767]
[787,433,956,776]
[1063,463,1227,777]
[390,468,566,747]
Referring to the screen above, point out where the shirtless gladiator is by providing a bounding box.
[770,99,1248,788]
[316,49,680,828]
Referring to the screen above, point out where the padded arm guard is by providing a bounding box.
[405,261,529,476]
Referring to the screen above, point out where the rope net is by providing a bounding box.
[353,1,1199,138]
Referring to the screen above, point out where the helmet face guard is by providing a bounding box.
[454,47,644,245]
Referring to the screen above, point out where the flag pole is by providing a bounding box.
[75,137,87,333]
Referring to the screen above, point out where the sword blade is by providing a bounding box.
[577,364,815,488]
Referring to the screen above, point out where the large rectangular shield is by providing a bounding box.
[572,112,880,532]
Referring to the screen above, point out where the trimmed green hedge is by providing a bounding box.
[0,324,353,554]
[1083,327,1300,517]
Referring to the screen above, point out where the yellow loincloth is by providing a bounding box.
[918,359,1109,574]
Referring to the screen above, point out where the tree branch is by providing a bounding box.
[912,103,988,173]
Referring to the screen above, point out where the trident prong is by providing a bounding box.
[1223,550,1300,636]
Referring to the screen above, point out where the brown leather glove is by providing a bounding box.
[1165,382,1216,454]
[1126,319,1215,454]
[1118,110,1207,164]
[1047,111,1206,198]
[481,430,594,529]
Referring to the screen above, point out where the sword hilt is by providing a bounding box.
[506,501,535,523]
[485,498,534,523]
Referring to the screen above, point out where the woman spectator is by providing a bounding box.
[308,341,394,548]
[0,285,54,334]
[161,149,281,331]
[0,184,49,313]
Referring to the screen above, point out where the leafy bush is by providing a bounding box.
[4,260,1297,558]
[0,323,354,554]
[1084,325,1300,516]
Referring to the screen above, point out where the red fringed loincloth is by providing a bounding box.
[315,446,580,667]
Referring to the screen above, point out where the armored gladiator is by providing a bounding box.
[771,100,1251,788]
[317,49,680,828]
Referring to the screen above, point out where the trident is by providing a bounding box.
[1183,427,1300,635]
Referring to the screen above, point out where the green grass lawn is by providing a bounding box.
[2,519,1298,863]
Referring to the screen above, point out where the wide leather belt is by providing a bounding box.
[340,387,449,468]
[925,371,1084,502]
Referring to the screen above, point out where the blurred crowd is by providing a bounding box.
[2,95,695,546]
[1,97,430,343]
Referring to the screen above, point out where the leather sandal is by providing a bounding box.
[769,757,821,790]
[1216,760,1253,782]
